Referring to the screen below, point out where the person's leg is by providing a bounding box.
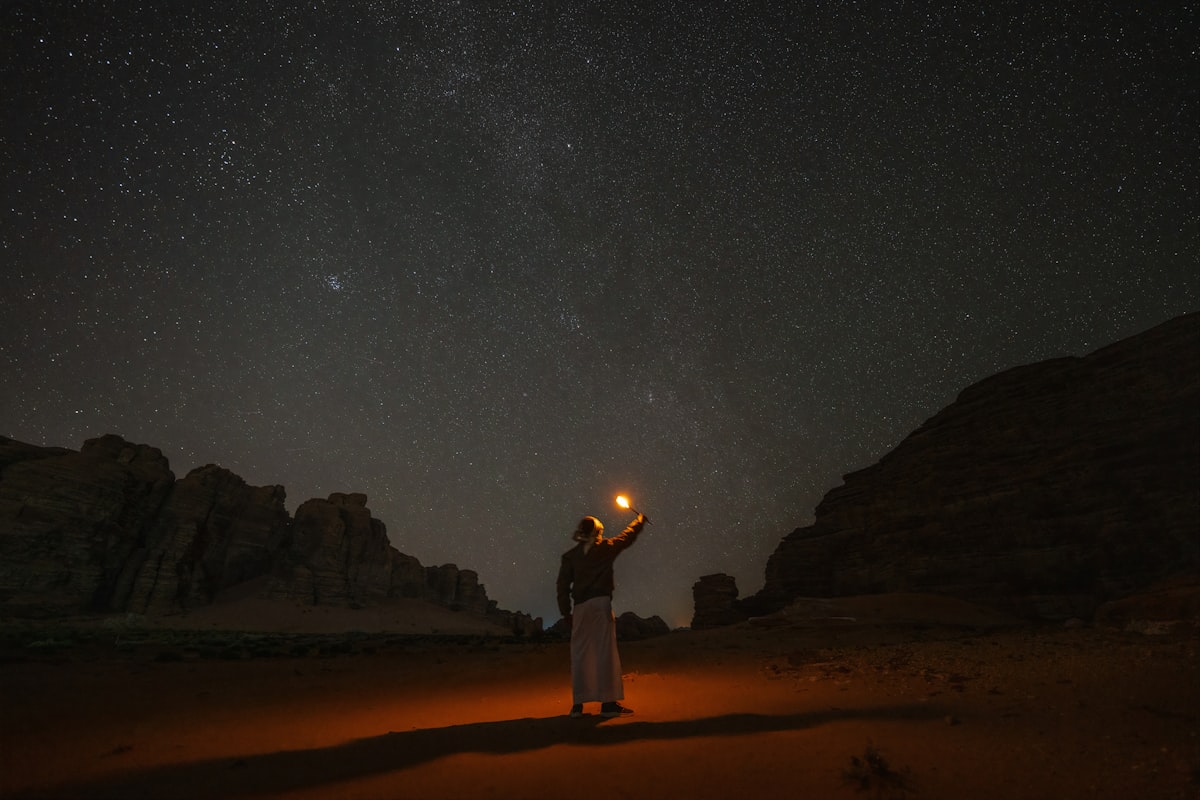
[569,597,610,713]
[569,610,587,714]
[593,597,632,716]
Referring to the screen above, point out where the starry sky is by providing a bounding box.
[2,1,1196,627]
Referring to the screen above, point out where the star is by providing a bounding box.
[0,1,1195,627]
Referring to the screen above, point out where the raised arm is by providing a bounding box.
[605,514,648,553]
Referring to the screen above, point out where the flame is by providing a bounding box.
[615,495,630,510]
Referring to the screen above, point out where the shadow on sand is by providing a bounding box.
[21,704,944,799]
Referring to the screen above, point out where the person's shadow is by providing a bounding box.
[18,704,943,799]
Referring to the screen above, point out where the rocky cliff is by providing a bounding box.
[0,436,537,634]
[702,312,1199,626]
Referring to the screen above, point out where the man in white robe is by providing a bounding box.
[556,513,647,718]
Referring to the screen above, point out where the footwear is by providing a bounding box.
[569,704,583,718]
[600,702,633,717]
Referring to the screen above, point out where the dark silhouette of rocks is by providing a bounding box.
[691,573,744,629]
[0,436,537,634]
[543,611,669,640]
[704,312,1199,626]
[135,463,290,616]
[614,611,670,640]
[0,434,176,614]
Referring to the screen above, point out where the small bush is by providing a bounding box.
[842,743,913,799]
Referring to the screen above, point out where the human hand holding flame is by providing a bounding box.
[615,494,650,524]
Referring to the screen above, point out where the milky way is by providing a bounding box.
[3,1,1196,625]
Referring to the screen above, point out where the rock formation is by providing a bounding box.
[0,437,538,633]
[127,463,290,616]
[544,611,669,640]
[614,611,671,640]
[720,312,1200,625]
[0,434,176,615]
[271,492,397,608]
[691,573,744,629]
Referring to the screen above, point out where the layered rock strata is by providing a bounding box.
[0,437,537,634]
[730,312,1200,624]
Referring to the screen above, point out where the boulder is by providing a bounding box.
[691,573,743,629]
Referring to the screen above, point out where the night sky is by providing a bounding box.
[3,2,1196,626]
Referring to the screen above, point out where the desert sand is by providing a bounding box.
[1,595,1196,800]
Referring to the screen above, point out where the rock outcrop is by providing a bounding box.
[614,611,671,640]
[691,573,744,629]
[0,434,175,615]
[125,464,290,616]
[545,611,670,640]
[731,312,1200,624]
[272,492,395,607]
[0,437,538,633]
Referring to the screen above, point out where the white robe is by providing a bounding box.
[571,595,623,704]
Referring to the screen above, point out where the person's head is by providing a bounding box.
[573,515,604,544]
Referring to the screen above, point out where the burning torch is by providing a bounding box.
[615,494,650,524]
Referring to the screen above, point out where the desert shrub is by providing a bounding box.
[842,743,913,799]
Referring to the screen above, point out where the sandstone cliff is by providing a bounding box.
[0,438,537,634]
[701,312,1199,626]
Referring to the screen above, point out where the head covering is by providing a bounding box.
[572,515,604,542]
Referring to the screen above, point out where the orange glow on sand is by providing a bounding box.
[2,619,1196,799]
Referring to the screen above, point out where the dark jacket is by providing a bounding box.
[556,516,645,618]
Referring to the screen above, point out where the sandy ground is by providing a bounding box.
[0,596,1196,800]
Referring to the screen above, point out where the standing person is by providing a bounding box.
[556,511,648,718]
